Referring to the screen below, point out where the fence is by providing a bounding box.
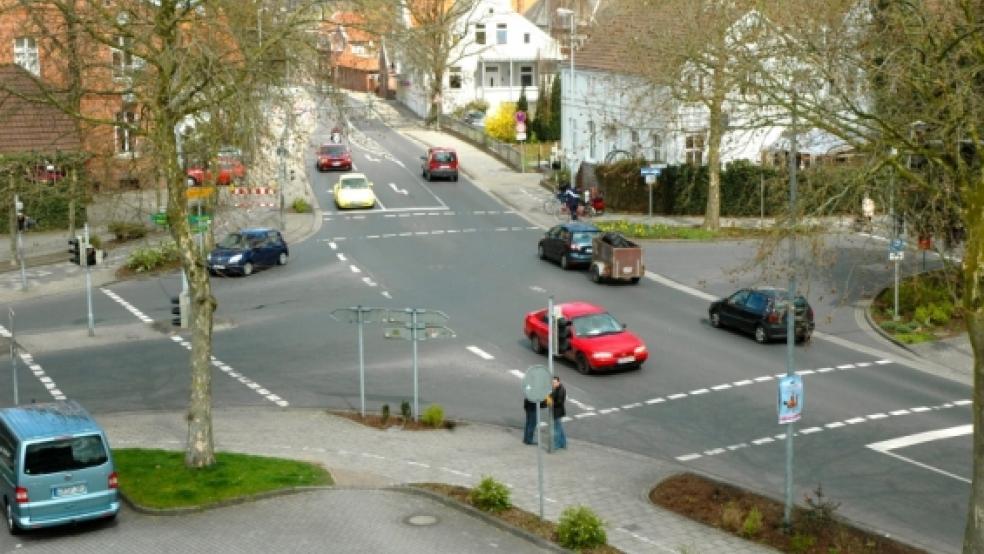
[439,116,525,171]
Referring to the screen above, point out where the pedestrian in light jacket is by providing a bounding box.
[550,376,567,449]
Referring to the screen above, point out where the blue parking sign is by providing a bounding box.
[778,375,803,424]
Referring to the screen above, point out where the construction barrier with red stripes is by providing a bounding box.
[225,186,279,208]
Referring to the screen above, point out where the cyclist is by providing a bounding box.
[557,186,580,221]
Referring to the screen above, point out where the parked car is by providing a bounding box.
[186,147,246,186]
[524,301,648,374]
[316,143,352,171]
[421,147,459,181]
[462,110,485,128]
[333,173,376,209]
[207,228,289,276]
[708,287,815,344]
[1,400,120,535]
[538,222,601,269]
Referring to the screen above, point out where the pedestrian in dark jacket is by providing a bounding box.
[523,397,539,444]
[550,376,567,449]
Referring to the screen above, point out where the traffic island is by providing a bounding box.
[650,473,926,554]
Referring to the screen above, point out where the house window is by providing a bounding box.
[449,67,462,89]
[519,65,533,87]
[524,33,530,44]
[115,103,137,154]
[588,121,596,160]
[113,35,135,78]
[14,37,39,76]
[475,24,486,45]
[350,43,367,56]
[651,133,664,162]
[685,133,704,165]
[496,23,507,45]
[485,65,498,87]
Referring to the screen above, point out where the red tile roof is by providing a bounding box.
[0,64,82,155]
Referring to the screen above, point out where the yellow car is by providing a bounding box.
[333,172,376,209]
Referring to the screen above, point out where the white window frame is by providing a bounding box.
[484,65,499,87]
[449,66,462,89]
[475,24,486,45]
[14,37,40,76]
[651,133,664,163]
[496,23,507,45]
[519,65,533,87]
[112,35,135,79]
[115,103,137,154]
[523,32,530,44]
[685,133,704,165]
[588,121,596,160]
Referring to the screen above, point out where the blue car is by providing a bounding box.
[537,222,600,270]
[208,228,289,276]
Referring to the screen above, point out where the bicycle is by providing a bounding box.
[542,196,594,221]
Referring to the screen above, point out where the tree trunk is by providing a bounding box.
[962,193,984,552]
[703,93,725,231]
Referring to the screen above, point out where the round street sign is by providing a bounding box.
[523,365,551,402]
[515,110,527,123]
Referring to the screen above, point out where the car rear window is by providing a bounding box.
[24,435,108,475]
[340,177,369,189]
[320,145,346,156]
[572,231,598,245]
[433,151,456,163]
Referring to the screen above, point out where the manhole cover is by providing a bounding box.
[406,514,439,526]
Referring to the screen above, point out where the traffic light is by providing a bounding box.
[557,319,573,352]
[171,296,181,327]
[68,237,80,265]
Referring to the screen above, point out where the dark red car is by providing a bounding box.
[186,148,246,186]
[316,143,352,171]
[524,301,648,374]
[420,147,458,181]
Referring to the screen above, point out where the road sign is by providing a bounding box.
[384,324,455,341]
[383,308,448,327]
[186,186,215,200]
[515,110,526,123]
[889,251,904,261]
[645,174,656,185]
[640,166,663,176]
[151,212,168,226]
[331,306,389,324]
[517,131,527,142]
[523,365,552,403]
[778,375,803,424]
[890,238,905,253]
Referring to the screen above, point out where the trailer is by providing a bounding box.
[590,232,644,284]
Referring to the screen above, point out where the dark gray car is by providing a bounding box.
[708,287,815,343]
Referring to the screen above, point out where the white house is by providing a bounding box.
[395,0,563,119]
[558,1,851,183]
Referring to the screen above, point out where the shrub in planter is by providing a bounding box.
[556,505,607,550]
[109,221,148,241]
[879,320,899,333]
[125,241,180,272]
[380,404,390,425]
[740,506,763,538]
[721,501,744,532]
[292,198,311,213]
[420,404,444,428]
[400,400,412,421]
[469,476,511,513]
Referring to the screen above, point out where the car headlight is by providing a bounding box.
[634,345,647,355]
[229,254,243,263]
[592,352,613,360]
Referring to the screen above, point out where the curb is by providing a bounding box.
[859,297,919,355]
[397,485,568,553]
[119,485,335,516]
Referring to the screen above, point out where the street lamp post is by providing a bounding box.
[556,8,576,182]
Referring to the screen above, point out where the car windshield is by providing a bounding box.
[340,178,369,189]
[217,233,247,249]
[320,145,346,156]
[572,231,598,245]
[572,313,623,337]
[24,435,108,475]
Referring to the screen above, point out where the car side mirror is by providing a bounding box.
[622,323,628,329]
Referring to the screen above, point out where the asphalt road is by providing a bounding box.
[0,98,972,553]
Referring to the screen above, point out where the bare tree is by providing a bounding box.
[1,0,321,467]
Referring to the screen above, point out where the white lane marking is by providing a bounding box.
[667,393,687,400]
[328,241,337,250]
[349,265,361,273]
[466,346,494,360]
[389,182,409,195]
[568,398,594,411]
[101,288,289,407]
[509,369,524,379]
[866,413,888,420]
[530,286,546,293]
[0,325,67,400]
[362,277,377,287]
[675,400,971,463]
[381,291,392,299]
[337,253,347,261]
[690,388,709,395]
[867,425,973,483]
[711,384,732,391]
[733,379,753,386]
[645,398,665,404]
[622,402,642,409]
[367,235,380,239]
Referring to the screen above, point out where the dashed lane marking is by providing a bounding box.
[0,328,66,400]
[466,346,494,360]
[675,399,971,462]
[100,288,289,407]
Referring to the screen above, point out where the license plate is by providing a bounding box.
[440,165,450,169]
[622,266,633,274]
[332,161,341,166]
[617,356,635,364]
[213,264,225,270]
[54,484,87,498]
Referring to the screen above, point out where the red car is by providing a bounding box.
[420,147,458,181]
[524,301,648,374]
[316,143,352,171]
[186,148,246,186]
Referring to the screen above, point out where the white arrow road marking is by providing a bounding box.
[364,154,380,162]
[337,253,346,261]
[349,265,361,273]
[389,182,408,195]
[393,159,406,168]
[466,346,494,360]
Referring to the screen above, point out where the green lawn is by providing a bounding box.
[595,220,772,240]
[113,448,333,509]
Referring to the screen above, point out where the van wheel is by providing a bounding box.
[6,502,21,536]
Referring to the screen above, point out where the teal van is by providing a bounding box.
[0,401,119,534]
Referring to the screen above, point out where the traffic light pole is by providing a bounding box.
[83,223,95,337]
[9,308,17,405]
[547,296,555,453]
[15,195,26,291]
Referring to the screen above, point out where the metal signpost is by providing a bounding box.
[14,195,26,291]
[383,308,454,422]
[640,165,666,218]
[9,308,17,405]
[83,224,95,336]
[516,111,527,173]
[889,238,905,320]
[331,306,389,418]
[783,106,799,528]
[523,364,552,519]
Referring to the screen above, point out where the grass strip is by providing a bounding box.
[113,448,333,509]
